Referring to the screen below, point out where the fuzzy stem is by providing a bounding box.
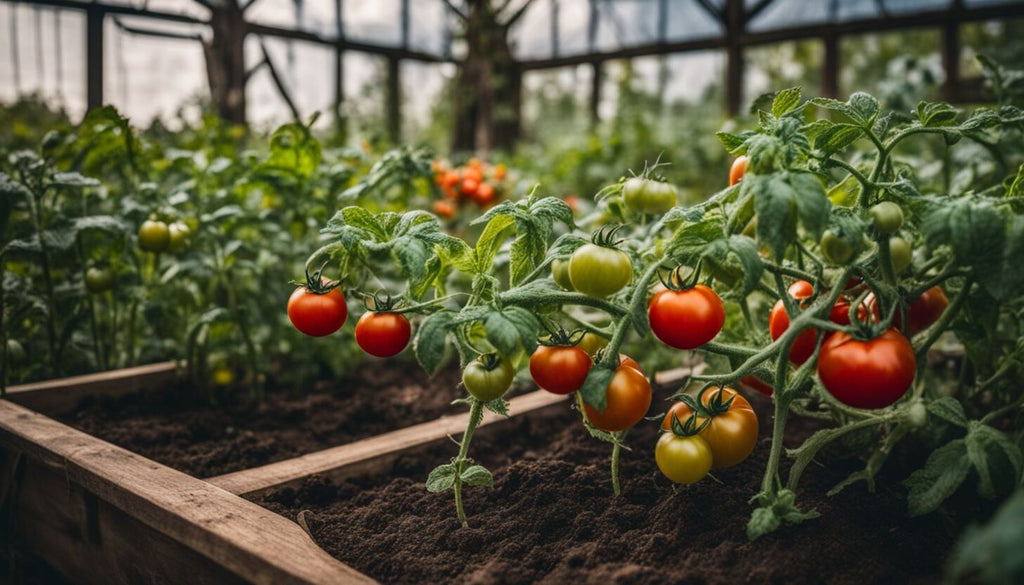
[454,399,485,528]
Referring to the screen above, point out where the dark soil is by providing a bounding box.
[256,391,955,585]
[62,363,467,478]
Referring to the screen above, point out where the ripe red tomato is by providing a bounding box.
[661,387,759,469]
[906,286,948,335]
[584,364,652,432]
[769,280,850,364]
[462,166,484,183]
[618,354,642,373]
[461,178,480,197]
[863,286,948,336]
[648,285,725,350]
[355,311,411,357]
[817,329,916,409]
[472,182,496,206]
[739,375,773,397]
[432,200,456,218]
[729,155,749,186]
[530,345,592,395]
[288,285,348,337]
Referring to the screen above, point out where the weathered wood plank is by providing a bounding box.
[0,399,377,585]
[208,389,570,497]
[209,365,700,497]
[6,361,180,416]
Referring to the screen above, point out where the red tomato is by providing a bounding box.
[461,178,480,197]
[472,182,496,205]
[729,155,749,186]
[432,200,456,218]
[739,375,773,397]
[288,286,348,337]
[584,364,652,432]
[530,345,592,395]
[817,329,916,409]
[648,285,725,350]
[355,311,412,357]
[462,166,484,183]
[619,354,642,374]
[769,280,850,365]
[863,286,948,336]
[441,170,460,189]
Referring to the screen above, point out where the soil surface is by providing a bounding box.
[257,390,955,585]
[62,363,468,478]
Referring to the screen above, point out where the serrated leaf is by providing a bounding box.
[579,364,615,412]
[849,92,880,124]
[460,465,494,487]
[482,397,510,417]
[927,396,968,428]
[747,506,781,541]
[474,214,515,273]
[905,439,971,516]
[917,101,958,127]
[772,87,802,118]
[814,123,863,155]
[51,172,100,188]
[73,215,127,235]
[716,131,746,155]
[966,422,1024,500]
[414,311,454,375]
[426,464,457,493]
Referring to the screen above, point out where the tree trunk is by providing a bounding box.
[203,1,247,125]
[451,1,521,153]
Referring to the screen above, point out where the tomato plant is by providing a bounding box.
[662,387,759,469]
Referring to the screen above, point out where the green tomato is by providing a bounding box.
[551,258,575,291]
[623,177,678,215]
[168,221,191,253]
[870,201,904,234]
[569,243,632,297]
[903,400,928,429]
[820,230,855,265]
[462,355,515,402]
[889,237,912,274]
[6,339,25,364]
[138,219,170,253]
[576,332,609,358]
[84,267,114,294]
[655,432,713,485]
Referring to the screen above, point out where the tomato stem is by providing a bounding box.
[610,432,623,497]
[453,398,485,528]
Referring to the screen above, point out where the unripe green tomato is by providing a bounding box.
[551,259,574,291]
[6,339,26,364]
[168,221,191,253]
[138,219,170,253]
[212,364,235,387]
[870,201,904,234]
[576,332,609,357]
[462,355,515,402]
[903,400,928,429]
[623,177,677,215]
[84,267,114,294]
[889,237,912,274]
[569,244,633,297]
[820,230,855,265]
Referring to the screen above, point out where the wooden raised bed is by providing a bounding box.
[1,363,695,584]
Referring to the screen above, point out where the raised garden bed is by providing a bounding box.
[0,361,582,584]
[254,390,954,585]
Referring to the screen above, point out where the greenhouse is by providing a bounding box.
[1,1,1023,584]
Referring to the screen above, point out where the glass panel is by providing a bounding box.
[744,39,823,105]
[245,36,334,129]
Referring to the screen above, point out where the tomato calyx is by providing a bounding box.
[292,260,342,295]
[537,325,585,348]
[361,291,400,312]
[591,224,626,248]
[474,352,506,372]
[665,403,711,438]
[660,263,703,291]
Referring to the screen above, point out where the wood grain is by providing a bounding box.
[0,399,378,585]
[6,361,180,416]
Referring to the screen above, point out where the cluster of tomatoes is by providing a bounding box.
[84,216,193,295]
[430,159,508,219]
[286,283,414,360]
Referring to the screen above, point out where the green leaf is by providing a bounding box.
[51,172,100,188]
[813,123,863,155]
[966,422,1024,500]
[849,92,880,125]
[916,101,958,127]
[426,463,457,493]
[747,506,781,541]
[413,311,454,375]
[73,215,127,235]
[826,174,862,207]
[927,397,968,428]
[716,131,747,155]
[949,488,1024,585]
[460,465,494,487]
[771,87,802,118]
[484,307,539,357]
[905,439,971,516]
[474,214,515,273]
[482,397,510,417]
[750,172,829,258]
[578,364,615,412]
